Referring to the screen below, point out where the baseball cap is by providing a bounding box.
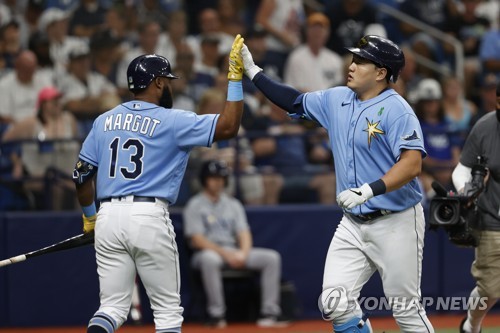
[37,86,62,107]
[38,8,69,31]
[416,78,442,101]
[364,23,387,39]
[68,43,90,60]
[307,12,330,28]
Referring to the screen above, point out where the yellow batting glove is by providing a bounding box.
[82,214,96,233]
[228,34,244,81]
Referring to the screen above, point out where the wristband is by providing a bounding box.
[82,203,96,217]
[369,179,386,196]
[227,81,243,101]
[247,65,263,81]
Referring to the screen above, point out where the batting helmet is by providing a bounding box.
[346,35,405,83]
[127,54,178,93]
[199,160,230,187]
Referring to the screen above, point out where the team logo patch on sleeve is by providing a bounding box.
[401,130,420,141]
[363,118,385,148]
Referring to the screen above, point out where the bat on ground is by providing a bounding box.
[0,230,95,268]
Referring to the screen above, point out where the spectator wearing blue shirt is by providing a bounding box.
[414,78,461,196]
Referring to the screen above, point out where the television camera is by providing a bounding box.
[429,156,488,247]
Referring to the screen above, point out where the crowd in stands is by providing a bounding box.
[0,0,498,210]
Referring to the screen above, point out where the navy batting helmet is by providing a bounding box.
[199,160,230,187]
[127,54,178,92]
[346,35,405,83]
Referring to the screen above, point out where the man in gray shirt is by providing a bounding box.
[183,160,289,328]
[453,82,500,333]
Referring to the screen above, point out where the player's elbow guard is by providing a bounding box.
[72,159,97,185]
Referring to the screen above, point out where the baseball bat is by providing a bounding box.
[0,230,95,268]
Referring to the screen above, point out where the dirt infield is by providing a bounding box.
[1,314,500,333]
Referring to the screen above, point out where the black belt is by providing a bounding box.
[101,196,156,203]
[347,210,392,222]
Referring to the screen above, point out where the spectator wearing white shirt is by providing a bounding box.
[255,0,305,79]
[156,10,188,70]
[38,7,87,81]
[0,50,52,124]
[2,86,80,181]
[284,12,343,92]
[57,45,120,137]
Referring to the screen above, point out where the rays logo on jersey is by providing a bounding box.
[401,130,420,141]
[363,118,385,148]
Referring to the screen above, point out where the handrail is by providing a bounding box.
[377,3,464,83]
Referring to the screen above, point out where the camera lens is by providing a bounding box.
[429,198,461,226]
[435,202,460,225]
[438,203,455,220]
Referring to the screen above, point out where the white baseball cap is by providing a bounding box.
[68,43,90,60]
[415,78,442,101]
[364,24,387,39]
[38,8,69,32]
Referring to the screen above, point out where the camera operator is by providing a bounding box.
[452,81,500,333]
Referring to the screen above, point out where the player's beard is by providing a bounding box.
[159,86,173,108]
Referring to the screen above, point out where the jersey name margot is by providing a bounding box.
[104,113,161,137]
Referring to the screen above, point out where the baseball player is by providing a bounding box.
[241,35,434,332]
[72,34,245,333]
[183,160,287,328]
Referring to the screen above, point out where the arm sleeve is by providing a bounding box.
[253,72,306,118]
[452,162,472,192]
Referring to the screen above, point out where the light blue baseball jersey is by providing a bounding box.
[78,101,219,203]
[301,87,426,214]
